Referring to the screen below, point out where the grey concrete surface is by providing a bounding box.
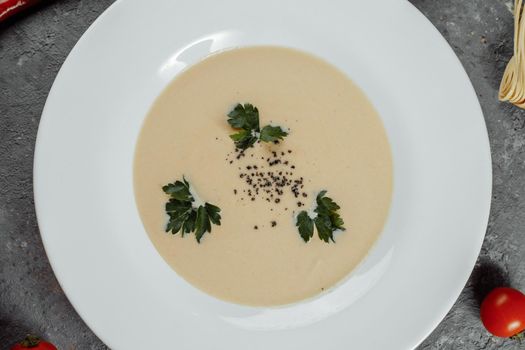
[1,0,524,349]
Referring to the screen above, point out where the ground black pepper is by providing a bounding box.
[227,143,310,228]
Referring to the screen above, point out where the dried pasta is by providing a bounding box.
[500,0,525,107]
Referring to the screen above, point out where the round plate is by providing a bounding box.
[34,0,492,349]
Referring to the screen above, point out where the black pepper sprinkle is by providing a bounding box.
[234,189,237,194]
[228,146,309,210]
[254,225,258,230]
[271,221,277,227]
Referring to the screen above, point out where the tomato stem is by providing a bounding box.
[19,335,40,348]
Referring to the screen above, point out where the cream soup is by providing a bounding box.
[134,46,392,306]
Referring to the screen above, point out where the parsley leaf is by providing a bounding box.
[314,215,334,242]
[194,205,210,243]
[163,177,221,243]
[295,191,345,243]
[228,103,260,131]
[205,203,222,225]
[230,129,258,149]
[296,211,314,242]
[162,178,192,201]
[260,125,288,143]
[227,103,288,150]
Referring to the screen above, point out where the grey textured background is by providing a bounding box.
[1,0,524,349]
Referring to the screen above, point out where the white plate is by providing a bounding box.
[34,0,492,349]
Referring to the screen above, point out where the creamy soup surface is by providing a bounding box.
[134,46,393,306]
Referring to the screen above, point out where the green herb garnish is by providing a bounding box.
[260,125,289,143]
[295,191,345,243]
[163,177,221,243]
[227,103,288,150]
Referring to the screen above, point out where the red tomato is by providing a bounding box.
[480,287,525,337]
[0,0,41,22]
[11,335,57,350]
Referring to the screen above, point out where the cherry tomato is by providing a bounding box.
[11,335,57,350]
[0,0,41,22]
[480,287,525,337]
